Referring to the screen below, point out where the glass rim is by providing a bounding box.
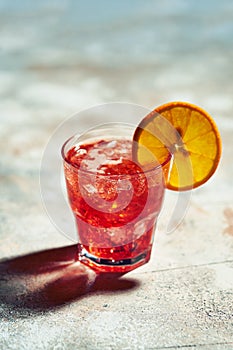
[61,124,172,177]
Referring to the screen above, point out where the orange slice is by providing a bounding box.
[133,101,222,191]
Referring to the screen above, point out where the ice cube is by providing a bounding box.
[118,148,128,155]
[81,151,107,172]
[97,140,117,149]
[83,184,97,194]
[106,140,117,148]
[105,158,123,165]
[74,147,87,156]
[104,148,114,157]
[134,219,146,238]
[117,179,132,191]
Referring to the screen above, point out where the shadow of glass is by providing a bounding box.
[0,244,140,315]
[0,244,78,275]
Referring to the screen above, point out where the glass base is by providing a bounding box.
[77,245,151,273]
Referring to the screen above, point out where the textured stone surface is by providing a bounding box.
[0,1,233,349]
[0,257,232,349]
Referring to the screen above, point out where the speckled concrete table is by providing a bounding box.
[1,2,233,349]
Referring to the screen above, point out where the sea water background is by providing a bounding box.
[0,0,233,257]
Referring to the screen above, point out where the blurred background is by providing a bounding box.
[0,0,233,257]
[1,0,233,120]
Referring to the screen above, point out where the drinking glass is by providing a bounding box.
[62,123,171,273]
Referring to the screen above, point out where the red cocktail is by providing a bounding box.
[62,124,170,273]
